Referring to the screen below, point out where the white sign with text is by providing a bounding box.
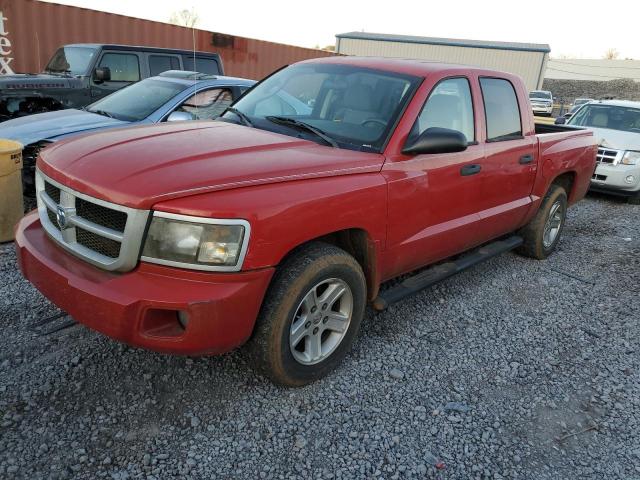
[0,11,14,75]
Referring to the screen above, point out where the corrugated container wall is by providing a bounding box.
[0,0,333,79]
[337,37,549,91]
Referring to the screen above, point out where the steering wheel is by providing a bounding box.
[361,119,387,128]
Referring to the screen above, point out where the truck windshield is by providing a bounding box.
[44,47,98,75]
[86,78,187,122]
[529,91,551,100]
[567,104,640,133]
[222,63,420,152]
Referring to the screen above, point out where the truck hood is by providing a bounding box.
[0,109,128,146]
[39,121,385,209]
[588,127,640,151]
[0,73,79,91]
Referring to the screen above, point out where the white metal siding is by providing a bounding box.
[338,38,547,91]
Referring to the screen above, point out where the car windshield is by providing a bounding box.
[529,91,551,100]
[567,104,640,133]
[44,47,97,75]
[86,78,188,122]
[221,63,420,152]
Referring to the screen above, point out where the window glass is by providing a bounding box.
[177,88,233,120]
[183,57,220,75]
[86,78,186,121]
[412,77,475,143]
[567,104,640,133]
[98,53,140,82]
[480,78,522,141]
[149,55,180,76]
[45,47,97,75]
[224,63,419,152]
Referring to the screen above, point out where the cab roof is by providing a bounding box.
[298,56,520,80]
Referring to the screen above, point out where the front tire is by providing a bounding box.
[247,242,366,386]
[517,184,568,259]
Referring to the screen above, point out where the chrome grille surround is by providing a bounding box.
[35,169,150,272]
[596,147,622,165]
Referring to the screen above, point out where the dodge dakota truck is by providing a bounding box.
[0,44,223,122]
[15,57,597,386]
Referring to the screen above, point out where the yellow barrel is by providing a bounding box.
[0,139,24,242]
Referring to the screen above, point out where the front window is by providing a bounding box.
[529,91,551,100]
[410,77,475,144]
[222,63,420,152]
[175,88,233,120]
[86,78,186,121]
[98,53,140,82]
[567,104,640,133]
[44,47,97,76]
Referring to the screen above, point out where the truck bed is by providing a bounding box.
[535,123,585,135]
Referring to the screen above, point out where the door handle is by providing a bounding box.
[460,164,481,176]
[519,154,534,164]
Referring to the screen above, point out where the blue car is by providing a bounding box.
[0,70,255,195]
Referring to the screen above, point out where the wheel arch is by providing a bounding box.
[550,171,577,202]
[275,228,380,301]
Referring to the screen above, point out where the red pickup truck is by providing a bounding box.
[15,57,596,386]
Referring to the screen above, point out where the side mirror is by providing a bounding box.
[554,117,567,125]
[167,111,196,122]
[402,127,468,155]
[94,67,111,83]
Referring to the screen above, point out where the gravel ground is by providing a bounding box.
[1,194,639,480]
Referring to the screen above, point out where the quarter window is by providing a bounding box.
[411,77,475,144]
[480,78,522,141]
[98,53,140,82]
[183,57,220,75]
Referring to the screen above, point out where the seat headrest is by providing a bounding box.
[591,112,608,128]
[343,84,374,111]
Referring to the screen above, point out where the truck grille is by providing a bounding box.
[22,141,53,195]
[596,147,621,165]
[35,170,150,272]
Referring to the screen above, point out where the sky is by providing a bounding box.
[42,0,640,59]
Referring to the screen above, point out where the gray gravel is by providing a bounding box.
[1,193,639,479]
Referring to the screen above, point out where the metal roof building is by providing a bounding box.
[336,32,550,91]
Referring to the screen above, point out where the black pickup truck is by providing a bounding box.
[0,44,224,122]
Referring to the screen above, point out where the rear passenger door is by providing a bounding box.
[478,77,537,238]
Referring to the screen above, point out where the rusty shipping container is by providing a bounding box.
[0,0,334,79]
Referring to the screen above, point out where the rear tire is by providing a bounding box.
[517,185,568,260]
[246,242,366,386]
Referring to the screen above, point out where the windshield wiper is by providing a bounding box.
[91,109,116,119]
[265,116,338,148]
[224,107,253,127]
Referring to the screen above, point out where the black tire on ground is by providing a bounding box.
[628,192,640,205]
[246,242,366,386]
[516,184,568,260]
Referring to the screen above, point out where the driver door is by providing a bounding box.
[90,51,141,101]
[383,77,488,277]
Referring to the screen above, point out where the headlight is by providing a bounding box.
[141,212,250,271]
[621,151,640,166]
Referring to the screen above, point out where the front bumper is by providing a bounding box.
[590,163,640,196]
[15,212,274,355]
[532,104,553,115]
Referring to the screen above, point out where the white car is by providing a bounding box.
[529,90,554,116]
[566,99,640,204]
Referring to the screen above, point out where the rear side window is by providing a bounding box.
[149,55,180,76]
[480,78,522,141]
[98,53,140,82]
[411,77,475,144]
[183,57,220,75]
